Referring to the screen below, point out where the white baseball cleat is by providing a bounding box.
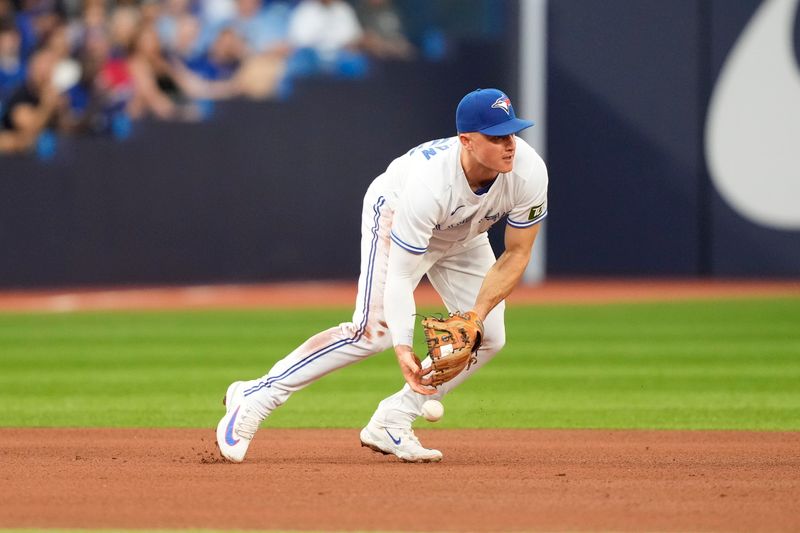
[360,422,443,463]
[215,381,263,463]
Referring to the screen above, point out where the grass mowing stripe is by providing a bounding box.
[0,298,798,430]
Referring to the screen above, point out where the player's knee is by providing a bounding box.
[480,328,506,355]
[361,324,393,353]
[361,337,392,354]
[338,321,392,353]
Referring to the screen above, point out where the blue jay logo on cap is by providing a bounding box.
[456,88,533,135]
[491,96,512,115]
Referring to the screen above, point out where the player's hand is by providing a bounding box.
[394,345,436,396]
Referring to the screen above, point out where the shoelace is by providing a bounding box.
[235,406,262,440]
[399,428,423,447]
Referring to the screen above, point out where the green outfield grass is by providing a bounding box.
[1,298,798,430]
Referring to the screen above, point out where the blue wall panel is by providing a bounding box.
[546,0,800,276]
[546,0,703,275]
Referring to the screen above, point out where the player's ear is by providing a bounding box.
[458,133,472,150]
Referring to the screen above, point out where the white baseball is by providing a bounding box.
[421,400,444,422]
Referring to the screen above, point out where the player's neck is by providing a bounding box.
[460,151,499,192]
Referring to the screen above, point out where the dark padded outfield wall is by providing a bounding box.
[546,0,704,276]
[546,0,800,277]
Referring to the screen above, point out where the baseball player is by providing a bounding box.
[217,88,548,463]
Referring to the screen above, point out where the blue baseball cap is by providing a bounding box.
[456,88,534,136]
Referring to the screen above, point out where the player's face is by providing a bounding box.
[464,133,517,174]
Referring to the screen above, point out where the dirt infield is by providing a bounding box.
[1,428,798,532]
[0,279,798,312]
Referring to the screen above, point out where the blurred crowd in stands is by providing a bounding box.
[0,0,422,157]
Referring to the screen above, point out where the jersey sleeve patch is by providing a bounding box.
[390,230,427,254]
[507,209,548,228]
[528,202,546,220]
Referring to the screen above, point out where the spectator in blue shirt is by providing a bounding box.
[0,22,25,102]
[230,0,291,55]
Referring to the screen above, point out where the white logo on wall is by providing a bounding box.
[705,0,800,230]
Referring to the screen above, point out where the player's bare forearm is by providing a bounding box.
[472,223,541,320]
[472,249,530,319]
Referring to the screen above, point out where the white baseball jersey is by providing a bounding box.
[374,136,548,253]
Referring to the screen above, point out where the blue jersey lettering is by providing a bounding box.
[410,138,455,160]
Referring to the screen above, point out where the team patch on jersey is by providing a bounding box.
[491,96,512,115]
[528,203,545,221]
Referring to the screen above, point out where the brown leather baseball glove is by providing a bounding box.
[422,311,484,387]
